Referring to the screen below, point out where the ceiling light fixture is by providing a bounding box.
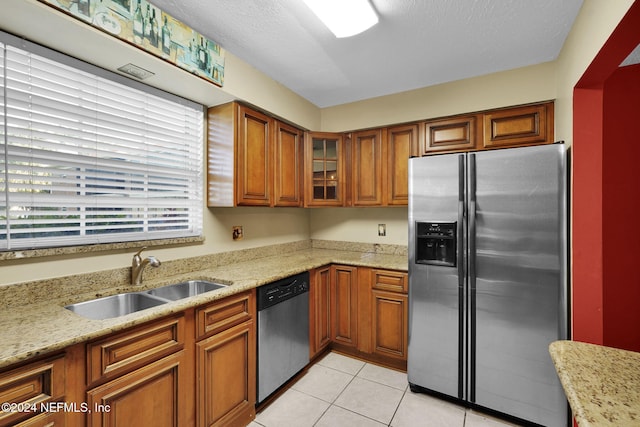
[303,0,379,38]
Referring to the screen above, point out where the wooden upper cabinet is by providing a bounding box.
[423,115,481,154]
[273,121,304,207]
[483,102,554,149]
[236,105,271,206]
[351,129,384,206]
[207,102,303,207]
[350,125,414,207]
[304,132,345,207]
[386,124,417,206]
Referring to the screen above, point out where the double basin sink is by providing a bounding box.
[65,280,227,320]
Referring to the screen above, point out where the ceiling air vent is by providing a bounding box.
[117,63,155,80]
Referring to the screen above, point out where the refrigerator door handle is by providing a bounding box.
[457,154,465,400]
[457,154,465,275]
[468,153,477,403]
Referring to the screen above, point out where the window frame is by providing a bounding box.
[0,31,205,253]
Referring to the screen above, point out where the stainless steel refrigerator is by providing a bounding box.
[408,143,569,427]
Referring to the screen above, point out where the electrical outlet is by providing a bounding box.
[232,226,243,240]
[378,224,386,237]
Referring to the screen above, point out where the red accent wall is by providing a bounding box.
[601,64,640,351]
[573,1,640,352]
[572,87,604,345]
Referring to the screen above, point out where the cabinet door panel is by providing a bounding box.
[86,352,187,427]
[330,265,357,347]
[304,133,345,206]
[371,290,408,360]
[273,121,303,207]
[424,115,479,154]
[483,102,554,148]
[237,106,271,206]
[352,129,384,206]
[387,125,416,205]
[310,266,331,359]
[197,321,256,427]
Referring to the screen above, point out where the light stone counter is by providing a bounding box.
[549,340,640,426]
[0,241,407,370]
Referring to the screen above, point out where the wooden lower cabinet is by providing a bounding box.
[196,316,256,427]
[309,266,332,360]
[371,290,408,360]
[86,351,189,427]
[0,355,65,427]
[324,266,408,369]
[0,291,259,427]
[369,269,408,363]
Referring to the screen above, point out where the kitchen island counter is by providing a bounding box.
[549,340,640,427]
[0,241,407,369]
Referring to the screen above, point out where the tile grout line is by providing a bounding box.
[311,360,360,427]
[387,386,409,426]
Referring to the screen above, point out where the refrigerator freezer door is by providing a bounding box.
[408,154,465,399]
[471,144,568,427]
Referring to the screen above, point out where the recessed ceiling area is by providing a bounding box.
[150,0,585,107]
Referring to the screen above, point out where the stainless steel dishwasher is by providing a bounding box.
[257,271,310,404]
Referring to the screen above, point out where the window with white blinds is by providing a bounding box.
[0,33,204,251]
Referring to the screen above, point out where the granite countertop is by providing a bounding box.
[0,246,407,370]
[549,340,640,426]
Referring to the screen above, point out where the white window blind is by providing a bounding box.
[0,34,203,251]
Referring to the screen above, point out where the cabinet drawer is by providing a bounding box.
[371,270,408,293]
[87,315,184,387]
[13,410,65,427]
[196,290,255,340]
[0,356,65,426]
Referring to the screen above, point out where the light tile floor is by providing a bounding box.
[252,352,522,427]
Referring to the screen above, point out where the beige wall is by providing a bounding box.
[0,0,635,285]
[309,208,408,246]
[320,61,557,132]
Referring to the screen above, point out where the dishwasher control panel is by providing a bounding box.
[257,271,309,311]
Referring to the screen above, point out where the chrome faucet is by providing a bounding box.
[131,247,161,285]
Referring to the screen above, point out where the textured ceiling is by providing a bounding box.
[150,0,586,107]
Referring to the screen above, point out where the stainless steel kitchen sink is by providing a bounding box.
[146,280,227,301]
[65,292,168,320]
[65,280,227,320]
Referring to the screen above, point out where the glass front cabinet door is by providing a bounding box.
[305,132,345,206]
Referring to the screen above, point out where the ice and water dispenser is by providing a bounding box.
[415,221,456,266]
